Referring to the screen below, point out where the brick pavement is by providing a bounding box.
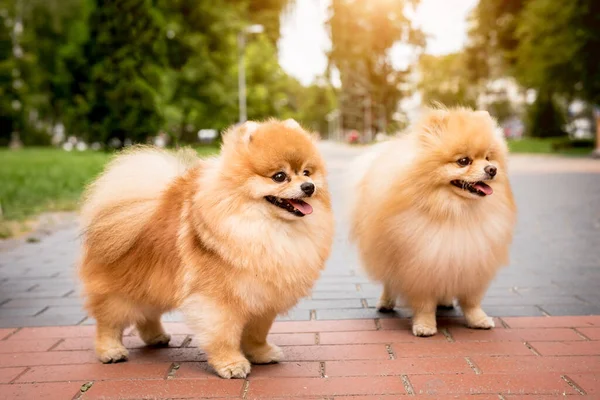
[1,144,600,326]
[1,143,600,399]
[0,316,599,398]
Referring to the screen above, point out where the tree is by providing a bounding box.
[526,89,566,138]
[1,0,331,146]
[0,0,39,146]
[295,81,338,136]
[418,53,477,109]
[245,35,302,121]
[20,0,93,139]
[464,0,525,83]
[0,1,21,146]
[465,0,600,137]
[83,0,166,145]
[515,0,600,106]
[327,0,424,134]
[467,0,600,106]
[247,0,294,44]
[158,0,242,143]
[486,97,514,125]
[158,0,301,143]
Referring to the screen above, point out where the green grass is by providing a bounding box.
[0,145,219,238]
[507,137,595,157]
[193,145,220,157]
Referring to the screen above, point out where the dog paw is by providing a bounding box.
[143,333,171,347]
[467,316,495,330]
[98,346,129,363]
[377,299,396,313]
[213,358,252,379]
[412,323,437,337]
[246,343,284,364]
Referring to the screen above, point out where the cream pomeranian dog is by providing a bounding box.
[78,119,334,378]
[348,107,516,337]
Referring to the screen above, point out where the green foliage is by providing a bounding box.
[22,0,91,125]
[295,82,338,135]
[0,146,219,237]
[508,137,593,156]
[418,53,477,109]
[0,148,110,221]
[465,0,524,82]
[2,0,328,146]
[159,0,241,143]
[486,98,514,125]
[83,0,167,145]
[418,51,517,124]
[245,35,302,121]
[467,0,600,106]
[327,0,424,133]
[0,0,31,146]
[248,0,294,44]
[526,90,566,138]
[515,0,600,105]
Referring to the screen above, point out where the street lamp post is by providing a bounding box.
[237,24,264,124]
[364,95,372,143]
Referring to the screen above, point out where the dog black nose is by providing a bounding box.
[484,165,497,177]
[301,182,315,196]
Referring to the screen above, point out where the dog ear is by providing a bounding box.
[418,109,449,137]
[282,119,301,130]
[239,121,260,144]
[221,120,260,147]
[282,119,321,142]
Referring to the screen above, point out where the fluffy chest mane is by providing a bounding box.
[390,204,514,271]
[184,167,332,280]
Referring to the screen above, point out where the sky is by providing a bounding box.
[278,0,479,86]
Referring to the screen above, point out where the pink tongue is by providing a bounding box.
[473,182,493,195]
[288,200,313,215]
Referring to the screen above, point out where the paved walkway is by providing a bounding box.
[1,316,599,398]
[1,144,600,326]
[1,143,600,398]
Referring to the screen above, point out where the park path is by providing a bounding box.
[0,316,599,398]
[1,142,600,327]
[1,142,600,398]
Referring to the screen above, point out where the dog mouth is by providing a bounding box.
[450,180,493,197]
[265,196,313,217]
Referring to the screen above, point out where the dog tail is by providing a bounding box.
[80,146,198,265]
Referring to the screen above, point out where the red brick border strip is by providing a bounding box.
[0,316,598,399]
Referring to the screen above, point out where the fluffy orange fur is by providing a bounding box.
[348,107,517,337]
[78,119,334,378]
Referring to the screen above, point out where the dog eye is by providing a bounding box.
[457,157,472,167]
[272,172,287,183]
[485,156,490,161]
[303,170,310,177]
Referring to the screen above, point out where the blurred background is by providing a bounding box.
[0,0,599,237]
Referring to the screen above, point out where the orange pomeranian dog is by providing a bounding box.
[348,107,516,337]
[78,119,334,378]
